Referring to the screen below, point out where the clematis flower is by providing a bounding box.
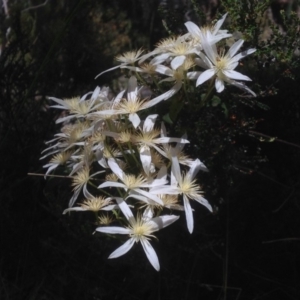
[63,195,116,214]
[195,34,256,96]
[151,153,212,233]
[185,13,231,47]
[95,49,144,78]
[92,76,166,128]
[98,158,167,205]
[96,202,179,271]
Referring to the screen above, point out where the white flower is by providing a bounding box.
[153,57,200,102]
[152,153,211,233]
[96,202,179,271]
[95,49,144,78]
[49,86,108,123]
[132,114,189,175]
[98,158,166,205]
[195,35,256,96]
[185,13,231,47]
[92,76,165,128]
[63,195,116,214]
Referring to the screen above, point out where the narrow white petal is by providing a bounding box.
[215,78,225,93]
[231,48,256,63]
[213,13,228,35]
[115,197,134,220]
[196,69,215,86]
[228,80,256,97]
[149,215,180,231]
[98,181,126,189]
[187,71,202,80]
[200,33,218,64]
[140,145,152,176]
[91,86,100,100]
[83,184,93,199]
[228,39,244,58]
[183,196,194,233]
[107,159,125,181]
[148,83,181,104]
[155,64,174,76]
[133,189,164,205]
[195,53,213,68]
[150,53,170,65]
[95,65,121,79]
[113,89,126,106]
[143,114,158,132]
[49,97,67,107]
[187,159,201,180]
[223,70,252,81]
[102,204,118,211]
[141,239,160,271]
[129,113,141,128]
[184,21,201,38]
[63,207,86,214]
[127,76,138,103]
[171,152,182,183]
[108,238,135,258]
[68,188,81,207]
[171,55,186,70]
[96,226,131,235]
[194,195,213,212]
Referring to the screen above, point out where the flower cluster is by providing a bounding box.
[41,13,256,271]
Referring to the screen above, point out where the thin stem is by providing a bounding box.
[250,130,300,150]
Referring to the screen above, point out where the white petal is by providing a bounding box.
[140,145,152,176]
[195,53,213,69]
[231,48,256,63]
[127,76,138,103]
[108,238,135,258]
[228,80,256,97]
[133,189,164,205]
[213,13,228,35]
[228,39,244,58]
[171,55,186,70]
[68,188,81,207]
[155,64,174,76]
[98,181,126,189]
[171,152,182,183]
[183,196,194,233]
[196,69,215,86]
[222,70,252,81]
[187,71,202,80]
[113,89,126,106]
[107,158,124,180]
[115,197,134,220]
[83,184,93,199]
[150,53,170,65]
[143,114,158,132]
[91,86,101,100]
[215,78,225,93]
[149,215,180,231]
[187,159,201,180]
[95,65,121,79]
[154,137,189,144]
[200,33,218,64]
[129,113,141,128]
[63,207,86,214]
[140,239,160,271]
[184,21,201,38]
[194,195,213,212]
[96,226,131,235]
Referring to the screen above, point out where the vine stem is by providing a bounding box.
[249,130,300,149]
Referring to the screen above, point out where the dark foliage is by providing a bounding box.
[1,1,300,299]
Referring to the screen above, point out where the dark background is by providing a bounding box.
[1,1,300,299]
